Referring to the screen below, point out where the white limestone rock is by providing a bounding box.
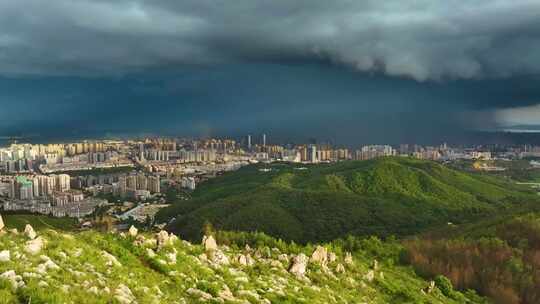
[102,251,121,267]
[344,252,354,265]
[146,248,156,258]
[128,225,138,237]
[24,224,37,240]
[187,288,213,301]
[0,250,10,262]
[25,237,44,255]
[208,249,229,265]
[336,263,345,274]
[364,270,375,282]
[289,253,308,277]
[156,230,170,249]
[328,252,337,263]
[202,235,218,251]
[166,252,177,265]
[310,246,328,266]
[0,270,25,290]
[0,214,4,230]
[235,254,254,266]
[115,284,136,304]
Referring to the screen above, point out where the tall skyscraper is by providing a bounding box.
[247,135,252,150]
[262,134,266,147]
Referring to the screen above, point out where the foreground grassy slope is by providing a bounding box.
[2,214,78,231]
[158,158,536,243]
[0,222,486,303]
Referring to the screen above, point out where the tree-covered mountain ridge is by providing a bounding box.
[158,157,537,243]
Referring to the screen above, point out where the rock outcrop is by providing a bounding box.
[344,252,353,265]
[235,254,254,266]
[202,235,218,251]
[207,248,230,265]
[102,251,121,267]
[156,230,173,249]
[0,214,4,231]
[115,284,136,304]
[1,270,25,289]
[24,224,37,240]
[364,270,375,282]
[25,237,44,255]
[0,250,10,262]
[310,246,328,266]
[289,253,308,277]
[128,226,138,237]
[423,281,436,294]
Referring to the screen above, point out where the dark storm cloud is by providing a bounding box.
[1,0,540,80]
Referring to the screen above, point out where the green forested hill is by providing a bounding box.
[157,157,537,243]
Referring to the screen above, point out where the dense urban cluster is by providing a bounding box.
[2,135,540,222]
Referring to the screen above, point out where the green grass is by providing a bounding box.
[0,225,487,304]
[2,214,78,231]
[156,157,539,243]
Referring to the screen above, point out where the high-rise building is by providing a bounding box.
[148,176,160,193]
[247,135,252,150]
[137,173,148,191]
[262,134,266,147]
[55,174,71,192]
[308,145,318,163]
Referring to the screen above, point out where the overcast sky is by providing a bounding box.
[1,1,540,144]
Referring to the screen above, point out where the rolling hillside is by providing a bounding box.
[0,219,487,304]
[157,158,537,243]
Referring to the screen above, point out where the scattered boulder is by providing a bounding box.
[208,249,230,265]
[328,252,337,263]
[422,280,436,294]
[8,228,18,235]
[0,214,4,230]
[24,224,37,240]
[278,254,289,263]
[235,254,255,266]
[372,259,379,271]
[289,253,308,277]
[236,254,248,266]
[25,237,44,255]
[169,233,179,244]
[156,230,171,249]
[88,286,99,295]
[187,288,213,301]
[133,235,146,246]
[310,246,328,266]
[218,288,236,301]
[364,270,375,282]
[0,250,10,262]
[102,251,121,267]
[166,252,177,265]
[0,270,25,290]
[146,248,156,258]
[115,284,136,304]
[36,257,60,274]
[202,235,218,251]
[335,263,345,274]
[128,226,138,237]
[344,252,354,265]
